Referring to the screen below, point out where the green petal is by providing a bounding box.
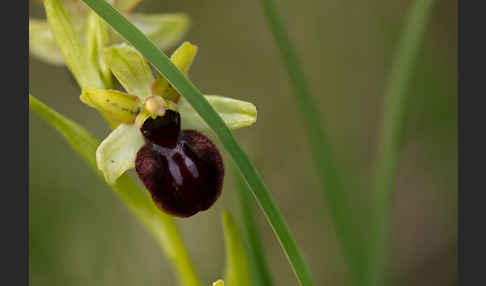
[178,95,257,131]
[96,123,145,184]
[153,41,197,102]
[222,211,251,286]
[127,13,189,50]
[80,88,140,124]
[29,19,65,66]
[114,0,142,12]
[103,43,155,99]
[43,0,103,88]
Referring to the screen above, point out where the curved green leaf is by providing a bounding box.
[368,1,436,285]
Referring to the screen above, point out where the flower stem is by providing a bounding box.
[367,1,436,285]
[80,1,315,285]
[257,0,365,282]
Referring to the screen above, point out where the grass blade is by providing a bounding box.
[368,1,436,285]
[80,1,315,285]
[29,94,201,286]
[234,167,273,286]
[257,0,365,282]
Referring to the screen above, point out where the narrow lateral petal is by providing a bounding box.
[81,88,140,124]
[153,41,197,102]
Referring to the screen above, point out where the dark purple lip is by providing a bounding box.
[135,110,224,217]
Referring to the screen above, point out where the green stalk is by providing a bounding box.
[80,1,315,285]
[222,211,252,286]
[29,94,201,286]
[257,0,365,282]
[234,166,274,286]
[367,1,436,285]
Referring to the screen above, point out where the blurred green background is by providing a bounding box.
[29,0,457,285]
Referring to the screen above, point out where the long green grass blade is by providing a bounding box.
[368,1,436,285]
[257,0,364,282]
[29,94,201,286]
[80,1,315,285]
[234,167,273,286]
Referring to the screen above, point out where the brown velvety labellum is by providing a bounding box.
[136,110,224,217]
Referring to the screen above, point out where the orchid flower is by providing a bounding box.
[80,42,257,185]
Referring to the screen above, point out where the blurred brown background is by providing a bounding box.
[29,0,457,285]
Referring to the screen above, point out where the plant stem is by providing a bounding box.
[234,166,274,286]
[29,94,201,286]
[222,211,252,286]
[367,1,436,285]
[257,0,366,282]
[80,1,316,285]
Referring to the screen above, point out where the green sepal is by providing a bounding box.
[178,95,257,131]
[96,123,145,184]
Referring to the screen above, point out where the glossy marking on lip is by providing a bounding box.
[135,110,224,217]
